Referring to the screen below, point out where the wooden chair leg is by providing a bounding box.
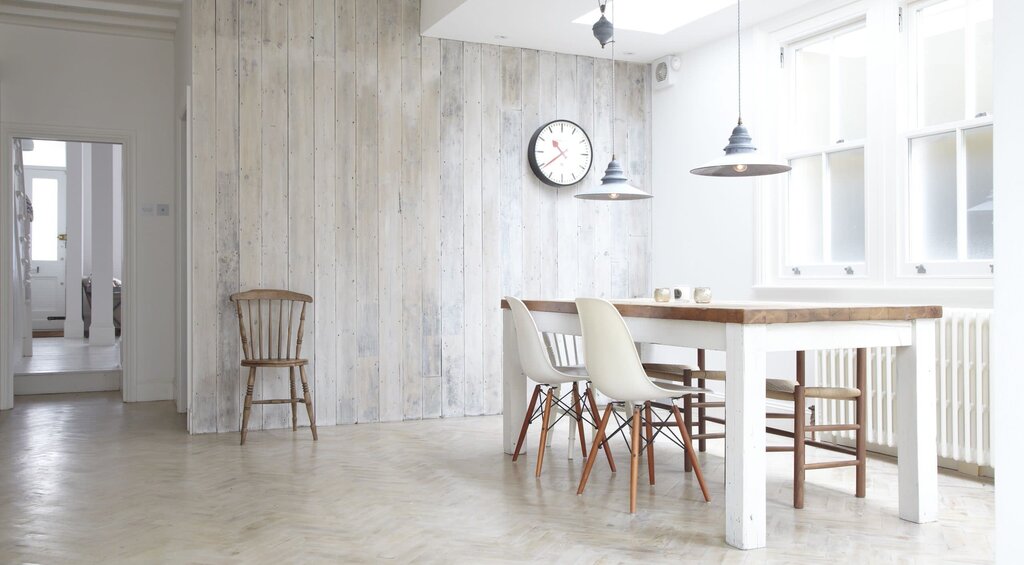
[289,367,298,431]
[572,383,588,458]
[585,386,616,472]
[794,384,806,509]
[513,385,542,462]
[697,348,708,452]
[535,387,555,477]
[644,401,656,486]
[629,406,641,513]
[578,404,615,495]
[855,348,867,498]
[240,367,257,445]
[670,403,711,502]
[299,365,317,441]
[682,375,693,473]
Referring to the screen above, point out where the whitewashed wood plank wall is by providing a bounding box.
[190,0,653,433]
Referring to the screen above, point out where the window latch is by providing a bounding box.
[791,267,801,276]
[915,264,927,274]
[835,138,845,144]
[990,264,994,274]
[976,112,989,118]
[844,266,854,275]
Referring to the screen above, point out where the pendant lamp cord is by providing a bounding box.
[610,0,616,159]
[737,0,742,125]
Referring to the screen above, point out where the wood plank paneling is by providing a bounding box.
[190,1,654,432]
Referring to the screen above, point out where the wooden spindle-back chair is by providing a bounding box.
[230,289,317,445]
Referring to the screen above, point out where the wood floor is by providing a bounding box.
[0,393,993,563]
[14,338,121,375]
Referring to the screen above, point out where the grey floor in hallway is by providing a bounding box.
[0,393,993,563]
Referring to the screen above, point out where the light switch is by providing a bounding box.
[156,204,170,216]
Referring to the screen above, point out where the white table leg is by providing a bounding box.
[894,318,938,523]
[503,309,527,455]
[724,323,767,550]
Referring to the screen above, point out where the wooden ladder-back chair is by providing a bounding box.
[230,289,317,445]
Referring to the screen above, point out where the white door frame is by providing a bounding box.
[1,122,138,409]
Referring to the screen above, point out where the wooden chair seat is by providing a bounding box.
[766,378,860,401]
[642,363,727,382]
[241,358,309,367]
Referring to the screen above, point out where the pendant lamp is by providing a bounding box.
[578,0,652,201]
[690,0,790,178]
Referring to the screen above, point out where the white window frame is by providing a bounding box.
[897,0,994,279]
[779,21,869,280]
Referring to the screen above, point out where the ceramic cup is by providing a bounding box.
[653,288,672,302]
[673,286,693,302]
[693,287,712,304]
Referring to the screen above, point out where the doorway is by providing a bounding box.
[10,137,126,396]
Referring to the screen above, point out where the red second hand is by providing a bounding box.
[542,139,568,168]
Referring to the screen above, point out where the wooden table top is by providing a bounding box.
[500,298,943,325]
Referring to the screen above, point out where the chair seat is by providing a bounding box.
[642,363,727,382]
[765,378,860,401]
[242,358,309,367]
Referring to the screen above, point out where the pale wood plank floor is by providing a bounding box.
[0,393,993,563]
[14,338,121,375]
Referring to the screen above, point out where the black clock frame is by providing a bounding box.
[527,119,593,188]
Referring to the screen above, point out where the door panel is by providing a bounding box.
[25,167,67,331]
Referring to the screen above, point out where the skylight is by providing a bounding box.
[572,0,736,35]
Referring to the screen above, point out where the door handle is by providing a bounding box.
[57,233,68,241]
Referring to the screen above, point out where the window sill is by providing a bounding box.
[751,284,992,309]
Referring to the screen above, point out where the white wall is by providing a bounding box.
[993,0,1024,560]
[173,0,191,414]
[0,23,178,401]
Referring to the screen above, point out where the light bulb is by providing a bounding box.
[609,193,620,200]
[733,164,748,173]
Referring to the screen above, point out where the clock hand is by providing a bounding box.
[542,140,568,168]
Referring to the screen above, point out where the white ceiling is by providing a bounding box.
[0,0,183,39]
[422,0,823,63]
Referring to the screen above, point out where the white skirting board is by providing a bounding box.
[14,371,121,396]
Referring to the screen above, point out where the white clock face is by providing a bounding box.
[529,120,593,187]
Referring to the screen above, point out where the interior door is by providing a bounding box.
[25,167,67,331]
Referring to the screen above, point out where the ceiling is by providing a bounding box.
[0,0,183,40]
[422,0,823,63]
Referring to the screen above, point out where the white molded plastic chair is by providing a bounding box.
[506,296,615,476]
[574,297,711,512]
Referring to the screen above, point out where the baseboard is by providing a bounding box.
[14,370,121,395]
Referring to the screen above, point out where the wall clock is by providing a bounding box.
[527,119,593,187]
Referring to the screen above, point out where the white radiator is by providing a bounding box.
[815,308,993,473]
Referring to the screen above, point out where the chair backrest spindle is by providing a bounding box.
[230,289,313,362]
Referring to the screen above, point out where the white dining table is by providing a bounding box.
[500,298,943,550]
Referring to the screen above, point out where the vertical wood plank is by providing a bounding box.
[313,0,338,427]
[377,0,404,422]
[575,56,597,297]
[335,0,358,424]
[191,0,218,433]
[238,0,263,426]
[591,56,613,298]
[480,43,503,415]
[289,0,315,427]
[440,39,465,418]
[215,0,240,433]
[355,0,380,423]
[420,36,443,419]
[519,49,541,298]
[626,62,651,298]
[499,47,522,300]
[609,60,630,298]
[400,0,423,420]
[555,53,578,299]
[463,42,484,416]
[537,51,558,298]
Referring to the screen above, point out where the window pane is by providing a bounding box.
[22,140,67,168]
[910,132,958,260]
[30,178,59,262]
[965,125,993,259]
[835,28,867,141]
[916,0,967,127]
[787,156,824,265]
[829,148,865,262]
[974,7,993,116]
[794,40,831,148]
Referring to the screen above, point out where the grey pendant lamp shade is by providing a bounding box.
[579,0,652,201]
[690,0,790,178]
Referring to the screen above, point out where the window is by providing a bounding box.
[904,0,993,277]
[781,24,867,278]
[761,0,994,286]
